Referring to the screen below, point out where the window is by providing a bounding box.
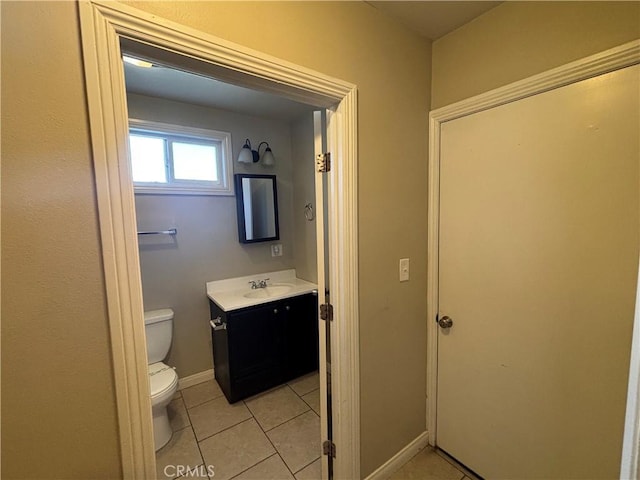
[128,119,233,195]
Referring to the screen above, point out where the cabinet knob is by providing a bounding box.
[273,308,279,314]
[285,305,290,311]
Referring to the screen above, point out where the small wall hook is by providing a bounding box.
[304,203,314,221]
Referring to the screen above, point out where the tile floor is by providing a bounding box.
[158,371,476,480]
[388,447,479,480]
[156,372,322,480]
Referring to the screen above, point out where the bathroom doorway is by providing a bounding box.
[123,49,331,478]
[78,2,359,478]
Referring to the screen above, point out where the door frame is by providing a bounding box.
[427,38,639,453]
[621,258,640,479]
[78,1,360,478]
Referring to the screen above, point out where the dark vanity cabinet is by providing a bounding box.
[209,293,318,403]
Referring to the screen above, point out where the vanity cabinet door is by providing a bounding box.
[282,293,319,380]
[226,303,284,400]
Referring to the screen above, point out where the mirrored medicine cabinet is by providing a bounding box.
[235,174,280,243]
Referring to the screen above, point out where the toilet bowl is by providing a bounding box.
[149,361,178,450]
[144,308,178,451]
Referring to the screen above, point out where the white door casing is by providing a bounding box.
[78,1,359,478]
[427,40,640,477]
[621,258,640,480]
[314,109,330,479]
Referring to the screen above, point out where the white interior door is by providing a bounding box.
[436,64,640,479]
[314,110,332,479]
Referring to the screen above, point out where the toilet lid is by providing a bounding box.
[148,362,178,397]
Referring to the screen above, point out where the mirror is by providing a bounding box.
[235,174,280,243]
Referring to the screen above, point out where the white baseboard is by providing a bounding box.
[364,431,430,480]
[178,369,214,390]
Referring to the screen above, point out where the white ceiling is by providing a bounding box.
[123,63,317,122]
[123,2,501,120]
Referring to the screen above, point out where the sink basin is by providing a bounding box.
[243,283,294,299]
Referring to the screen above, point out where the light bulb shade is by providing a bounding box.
[237,141,254,163]
[261,147,275,166]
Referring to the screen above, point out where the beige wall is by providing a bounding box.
[2,0,431,477]
[291,113,318,284]
[1,1,122,478]
[432,1,640,109]
[129,93,305,377]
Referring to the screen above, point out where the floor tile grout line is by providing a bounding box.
[165,423,192,436]
[289,385,320,398]
[172,395,192,431]
[298,390,320,416]
[184,387,255,443]
[227,452,281,480]
[258,415,298,479]
[161,380,254,478]
[195,416,274,479]
[250,401,298,478]
[277,451,297,479]
[182,391,225,410]
[190,424,207,474]
[245,383,309,405]
[158,396,203,479]
[157,424,206,480]
[181,397,199,441]
[292,456,321,476]
[242,381,307,405]
[193,416,255,444]
[260,409,322,477]
[297,385,319,397]
[263,407,314,433]
[174,462,208,480]
[239,395,300,437]
[286,371,320,393]
[241,383,314,432]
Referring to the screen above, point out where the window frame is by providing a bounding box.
[129,119,234,195]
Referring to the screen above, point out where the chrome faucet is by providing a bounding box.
[248,278,270,289]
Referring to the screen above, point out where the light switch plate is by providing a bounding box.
[271,244,283,257]
[399,258,409,282]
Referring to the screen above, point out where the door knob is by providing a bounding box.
[438,315,453,329]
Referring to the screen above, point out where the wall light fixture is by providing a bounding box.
[237,139,275,166]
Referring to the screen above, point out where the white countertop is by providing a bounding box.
[206,269,318,312]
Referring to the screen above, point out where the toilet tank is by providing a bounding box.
[144,308,174,364]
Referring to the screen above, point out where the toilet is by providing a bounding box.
[144,308,179,451]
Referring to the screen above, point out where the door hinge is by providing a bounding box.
[316,152,331,173]
[320,303,334,321]
[322,440,336,458]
